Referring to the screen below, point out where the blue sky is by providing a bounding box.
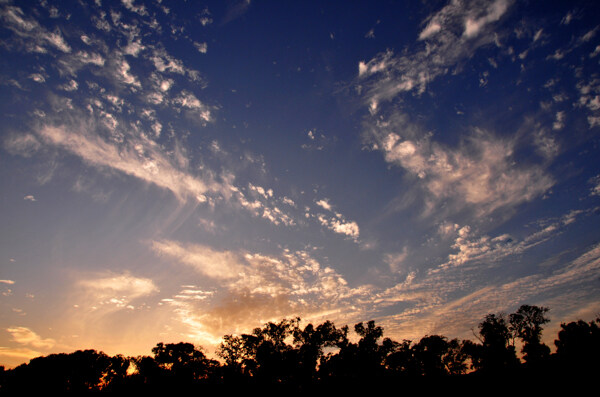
[1,0,600,368]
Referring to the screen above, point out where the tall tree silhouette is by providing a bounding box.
[219,318,300,384]
[509,305,550,367]
[319,320,391,381]
[471,313,520,374]
[292,320,347,383]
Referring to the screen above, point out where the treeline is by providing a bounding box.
[1,305,599,393]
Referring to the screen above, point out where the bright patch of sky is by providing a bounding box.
[1,0,600,368]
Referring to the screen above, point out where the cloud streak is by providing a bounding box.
[6,327,55,349]
[358,0,513,110]
[36,124,230,203]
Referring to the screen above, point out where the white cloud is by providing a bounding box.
[1,6,72,54]
[194,42,208,54]
[121,0,148,16]
[151,48,186,75]
[79,272,158,300]
[173,91,212,123]
[357,0,514,108]
[248,183,273,199]
[4,133,42,157]
[60,79,78,91]
[0,280,15,284]
[23,195,36,202]
[152,240,371,339]
[152,240,245,280]
[553,111,565,130]
[463,0,510,38]
[590,175,600,196]
[373,120,553,216]
[282,196,296,207]
[385,247,409,272]
[533,129,559,159]
[114,58,140,87]
[317,214,360,241]
[561,10,576,25]
[434,207,588,272]
[44,30,71,53]
[37,124,230,203]
[418,21,441,40]
[6,326,55,349]
[316,198,332,211]
[57,51,105,76]
[123,39,145,56]
[29,73,45,83]
[579,26,598,44]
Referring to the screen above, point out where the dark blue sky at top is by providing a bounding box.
[1,0,599,367]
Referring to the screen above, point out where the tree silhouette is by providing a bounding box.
[472,313,520,374]
[153,342,219,387]
[554,318,600,376]
[292,320,347,383]
[509,305,550,366]
[2,349,113,392]
[3,306,600,392]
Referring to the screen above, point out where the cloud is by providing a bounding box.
[194,42,208,54]
[60,79,78,91]
[152,241,245,280]
[374,236,600,342]
[36,124,229,203]
[434,208,588,272]
[6,327,55,349]
[312,198,360,240]
[316,198,332,211]
[576,78,600,128]
[172,90,213,123]
[0,5,71,54]
[0,280,15,285]
[463,0,510,38]
[357,0,513,108]
[4,133,42,157]
[23,195,36,202]
[29,73,45,83]
[79,272,158,301]
[0,347,43,360]
[151,240,372,338]
[235,186,296,227]
[121,0,148,16]
[370,117,553,217]
[222,0,252,24]
[590,175,600,196]
[385,247,409,272]
[317,215,360,241]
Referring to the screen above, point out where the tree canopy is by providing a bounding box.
[1,305,598,393]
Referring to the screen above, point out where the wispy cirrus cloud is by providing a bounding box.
[75,271,159,314]
[372,207,599,340]
[0,5,71,54]
[36,124,231,203]
[367,115,554,217]
[6,326,55,349]
[358,0,513,111]
[312,198,360,241]
[152,239,372,338]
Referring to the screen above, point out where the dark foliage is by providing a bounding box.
[1,304,598,393]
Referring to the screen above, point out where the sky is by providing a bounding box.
[1,0,600,368]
